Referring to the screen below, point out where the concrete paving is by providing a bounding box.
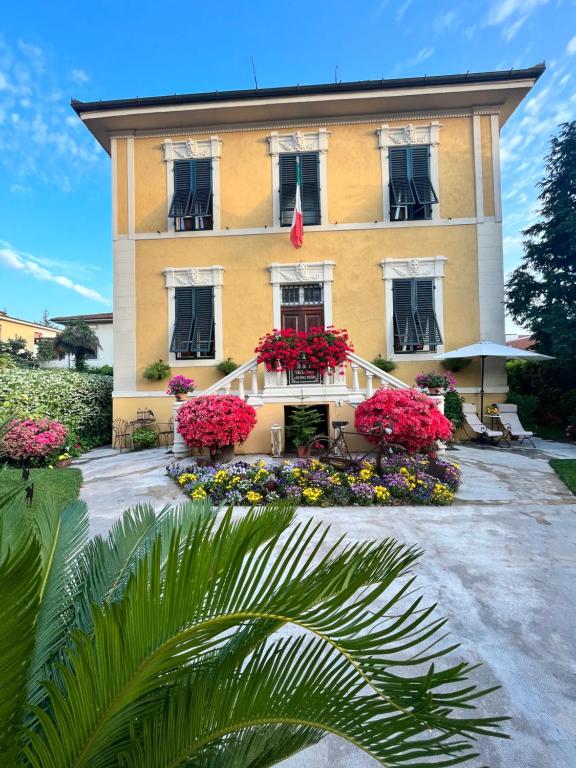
[74,440,576,767]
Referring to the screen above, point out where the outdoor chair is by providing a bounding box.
[112,419,133,451]
[462,403,505,445]
[157,417,174,448]
[497,404,536,447]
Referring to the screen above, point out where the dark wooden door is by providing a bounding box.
[281,306,324,332]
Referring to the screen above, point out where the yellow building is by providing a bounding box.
[0,311,57,352]
[73,65,544,452]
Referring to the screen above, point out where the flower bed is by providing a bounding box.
[167,455,461,506]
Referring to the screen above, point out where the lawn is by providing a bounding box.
[1,466,82,509]
[550,459,576,495]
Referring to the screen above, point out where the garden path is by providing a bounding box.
[74,439,576,768]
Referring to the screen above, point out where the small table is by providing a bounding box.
[483,414,501,431]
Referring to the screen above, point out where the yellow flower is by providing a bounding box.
[373,485,390,502]
[399,467,409,475]
[214,470,228,483]
[302,487,323,504]
[230,476,241,485]
[246,490,263,503]
[254,469,268,481]
[178,473,198,486]
[359,468,373,481]
[329,474,341,485]
[191,487,207,500]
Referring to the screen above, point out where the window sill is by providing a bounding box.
[169,357,222,368]
[389,351,444,362]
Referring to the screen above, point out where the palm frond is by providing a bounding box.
[27,500,89,708]
[0,507,41,764]
[23,505,505,768]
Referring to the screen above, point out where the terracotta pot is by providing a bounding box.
[175,393,187,402]
[427,387,444,395]
[296,445,308,459]
[55,458,72,468]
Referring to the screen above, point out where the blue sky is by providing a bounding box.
[0,0,574,331]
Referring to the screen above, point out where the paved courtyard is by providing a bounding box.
[75,440,576,767]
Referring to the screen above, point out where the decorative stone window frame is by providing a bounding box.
[269,129,329,227]
[268,261,335,329]
[380,256,447,361]
[163,265,224,367]
[162,137,222,234]
[377,122,441,224]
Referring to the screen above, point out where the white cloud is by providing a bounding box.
[485,0,550,40]
[395,46,435,72]
[9,183,32,194]
[434,9,459,33]
[71,68,89,84]
[396,0,413,22]
[567,35,576,55]
[0,241,110,305]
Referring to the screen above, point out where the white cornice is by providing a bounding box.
[268,261,335,285]
[163,265,224,288]
[378,121,441,148]
[162,136,221,161]
[268,128,329,155]
[380,256,447,280]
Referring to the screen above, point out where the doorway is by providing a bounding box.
[284,404,329,452]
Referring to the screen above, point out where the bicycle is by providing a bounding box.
[304,420,406,476]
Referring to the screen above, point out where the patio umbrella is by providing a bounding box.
[437,340,554,418]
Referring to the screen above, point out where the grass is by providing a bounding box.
[550,459,576,495]
[1,465,82,509]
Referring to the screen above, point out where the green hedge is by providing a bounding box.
[0,369,112,449]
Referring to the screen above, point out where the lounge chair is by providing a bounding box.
[462,403,505,444]
[497,404,536,447]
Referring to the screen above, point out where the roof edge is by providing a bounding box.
[71,64,546,114]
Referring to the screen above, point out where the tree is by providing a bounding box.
[506,121,576,363]
[0,488,506,766]
[53,319,99,371]
[0,335,36,367]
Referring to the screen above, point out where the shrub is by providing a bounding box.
[415,372,456,391]
[355,388,453,453]
[88,364,113,376]
[143,360,171,380]
[372,355,397,373]
[177,395,256,451]
[132,426,158,450]
[559,389,576,427]
[0,369,112,449]
[167,454,461,507]
[506,392,539,431]
[444,389,465,431]
[216,358,239,376]
[2,417,68,464]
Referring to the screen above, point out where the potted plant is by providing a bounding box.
[441,357,471,373]
[176,394,257,463]
[55,452,72,468]
[254,326,353,373]
[285,405,323,458]
[415,372,456,395]
[166,375,196,401]
[143,359,171,381]
[216,358,239,376]
[132,426,158,450]
[372,355,397,373]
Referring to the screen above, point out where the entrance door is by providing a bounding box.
[280,283,324,332]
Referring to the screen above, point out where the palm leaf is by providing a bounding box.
[0,506,41,765]
[27,499,89,708]
[23,505,505,768]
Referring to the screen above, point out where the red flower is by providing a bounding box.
[176,395,257,449]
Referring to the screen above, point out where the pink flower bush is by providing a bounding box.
[177,395,257,451]
[354,388,453,454]
[2,418,69,462]
[166,375,196,396]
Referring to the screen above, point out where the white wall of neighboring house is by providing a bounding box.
[43,320,114,369]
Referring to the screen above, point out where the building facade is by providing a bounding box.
[0,311,57,352]
[74,66,543,451]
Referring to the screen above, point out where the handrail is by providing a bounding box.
[199,356,259,397]
[346,352,408,389]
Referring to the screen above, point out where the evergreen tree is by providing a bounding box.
[54,319,99,371]
[506,121,576,362]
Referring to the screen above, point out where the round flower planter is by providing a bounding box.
[55,458,72,468]
[427,387,444,395]
[175,393,187,402]
[211,444,235,464]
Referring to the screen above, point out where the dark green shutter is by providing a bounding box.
[279,153,321,226]
[410,147,438,205]
[393,279,420,350]
[169,161,193,218]
[393,278,442,352]
[415,279,442,346]
[189,159,212,218]
[389,148,415,208]
[170,286,215,358]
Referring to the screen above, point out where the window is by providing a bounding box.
[281,283,323,306]
[279,153,321,226]
[169,159,213,232]
[393,278,442,353]
[170,286,215,359]
[389,146,438,222]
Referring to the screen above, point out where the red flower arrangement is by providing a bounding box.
[255,326,353,373]
[176,395,257,451]
[2,418,69,463]
[354,388,453,454]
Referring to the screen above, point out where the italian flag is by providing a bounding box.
[290,157,303,249]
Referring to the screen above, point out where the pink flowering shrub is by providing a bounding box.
[2,418,69,463]
[355,388,453,454]
[177,395,257,451]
